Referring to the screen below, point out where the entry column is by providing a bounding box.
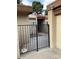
[48,10,56,48]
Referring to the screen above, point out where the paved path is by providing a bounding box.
[20,48,61,59]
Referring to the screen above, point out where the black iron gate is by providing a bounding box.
[18,24,50,54]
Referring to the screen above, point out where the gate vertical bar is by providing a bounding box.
[19,25,21,54]
[25,26,27,50]
[36,25,38,51]
[48,24,50,47]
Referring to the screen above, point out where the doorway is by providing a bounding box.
[37,19,44,32]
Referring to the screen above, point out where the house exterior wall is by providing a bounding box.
[56,15,61,49]
[28,14,37,24]
[48,10,56,48]
[17,15,29,25]
[17,15,37,25]
[48,10,61,50]
[29,19,37,25]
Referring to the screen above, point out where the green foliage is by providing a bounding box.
[17,0,22,4]
[32,1,43,14]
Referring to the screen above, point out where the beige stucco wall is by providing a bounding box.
[28,14,37,24]
[48,10,61,49]
[48,10,56,48]
[17,15,29,25]
[56,15,61,49]
[17,15,37,25]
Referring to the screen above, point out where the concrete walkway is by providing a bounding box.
[20,48,61,59]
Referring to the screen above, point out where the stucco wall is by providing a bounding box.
[48,10,56,48]
[48,10,61,49]
[56,15,61,49]
[17,15,29,25]
[17,15,37,25]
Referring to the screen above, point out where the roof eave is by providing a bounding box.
[17,4,32,16]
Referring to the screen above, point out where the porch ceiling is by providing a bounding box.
[17,4,32,16]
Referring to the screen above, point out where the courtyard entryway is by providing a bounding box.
[18,24,50,54]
